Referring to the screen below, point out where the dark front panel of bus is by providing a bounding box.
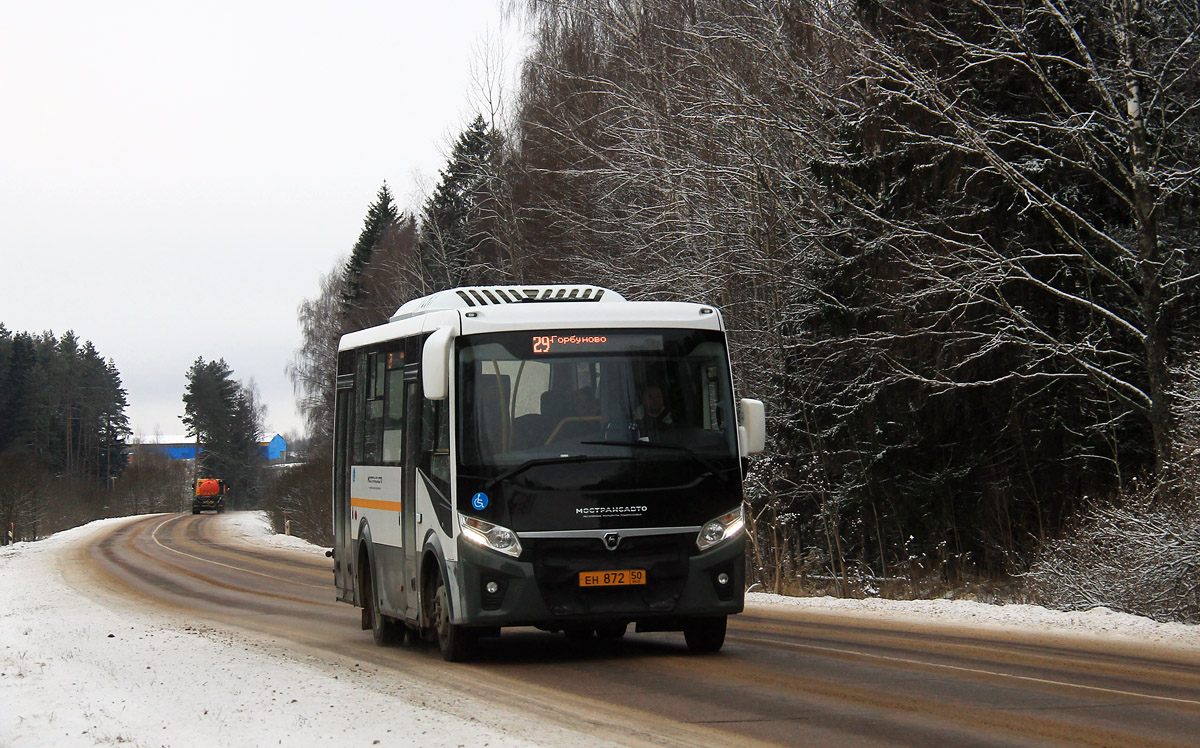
[455,532,745,626]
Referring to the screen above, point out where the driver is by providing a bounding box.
[638,383,673,437]
[572,386,599,417]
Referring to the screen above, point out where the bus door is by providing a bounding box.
[333,370,355,603]
[401,367,421,620]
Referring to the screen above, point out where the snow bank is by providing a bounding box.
[746,591,1200,651]
[221,510,329,557]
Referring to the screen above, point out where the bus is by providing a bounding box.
[331,285,765,661]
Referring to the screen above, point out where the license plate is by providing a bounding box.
[579,569,646,587]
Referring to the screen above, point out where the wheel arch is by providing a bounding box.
[420,532,449,626]
[355,519,375,609]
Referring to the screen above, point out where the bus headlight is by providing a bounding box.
[696,506,744,551]
[459,515,523,558]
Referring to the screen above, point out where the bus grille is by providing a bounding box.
[530,534,692,617]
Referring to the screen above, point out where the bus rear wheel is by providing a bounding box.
[683,615,727,653]
[364,566,403,646]
[433,575,475,662]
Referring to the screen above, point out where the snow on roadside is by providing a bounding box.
[0,516,599,748]
[747,591,1200,651]
[221,510,329,557]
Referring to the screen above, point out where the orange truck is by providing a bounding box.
[192,478,227,514]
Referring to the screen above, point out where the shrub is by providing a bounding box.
[1026,482,1200,624]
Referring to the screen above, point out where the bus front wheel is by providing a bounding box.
[683,615,727,653]
[433,575,475,662]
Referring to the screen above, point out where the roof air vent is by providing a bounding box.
[390,285,624,321]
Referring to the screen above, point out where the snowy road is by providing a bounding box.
[6,513,1200,747]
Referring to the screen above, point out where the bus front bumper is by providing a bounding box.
[454,533,744,629]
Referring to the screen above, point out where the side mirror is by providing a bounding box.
[738,398,765,456]
[422,327,455,400]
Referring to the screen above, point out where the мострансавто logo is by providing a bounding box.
[575,505,648,517]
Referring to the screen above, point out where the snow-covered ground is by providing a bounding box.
[0,515,603,748]
[2,514,1196,747]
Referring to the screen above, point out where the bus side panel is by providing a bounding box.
[373,540,406,618]
[408,469,457,623]
[350,465,405,615]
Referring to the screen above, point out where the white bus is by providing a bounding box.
[332,285,765,661]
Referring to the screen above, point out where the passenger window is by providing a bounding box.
[422,398,451,496]
[362,352,384,464]
[353,353,368,463]
[703,363,721,431]
[374,354,386,398]
[382,368,405,464]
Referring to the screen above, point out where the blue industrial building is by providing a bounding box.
[137,434,288,463]
[260,433,286,461]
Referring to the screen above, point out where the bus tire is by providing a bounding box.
[683,615,727,653]
[433,574,475,662]
[364,564,403,647]
[595,622,627,640]
[564,627,594,641]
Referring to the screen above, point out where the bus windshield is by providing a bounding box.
[456,329,738,478]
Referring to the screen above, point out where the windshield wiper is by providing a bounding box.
[579,440,732,484]
[482,454,625,491]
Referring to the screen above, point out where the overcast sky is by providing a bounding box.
[1,0,527,442]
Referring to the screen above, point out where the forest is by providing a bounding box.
[279,1,1199,621]
[0,334,273,540]
[287,0,1200,618]
[0,326,133,538]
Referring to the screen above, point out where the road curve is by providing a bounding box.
[74,513,1200,748]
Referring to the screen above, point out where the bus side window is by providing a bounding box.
[422,398,451,495]
[382,367,405,464]
[404,379,421,475]
[353,353,368,464]
[704,363,720,431]
[363,352,383,464]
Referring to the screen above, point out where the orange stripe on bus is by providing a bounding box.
[350,497,402,512]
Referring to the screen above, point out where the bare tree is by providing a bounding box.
[1028,478,1200,623]
[513,0,880,583]
[356,216,428,317]
[288,261,348,449]
[823,0,1200,478]
[116,447,190,515]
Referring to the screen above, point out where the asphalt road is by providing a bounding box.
[75,513,1200,747]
